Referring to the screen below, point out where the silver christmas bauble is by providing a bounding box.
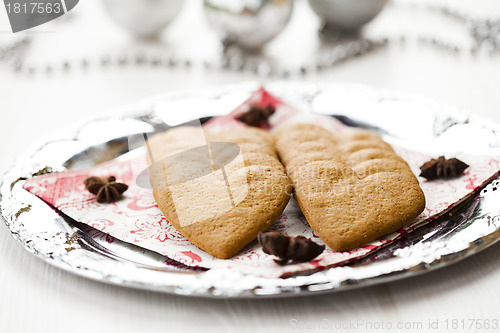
[102,0,183,38]
[308,0,387,30]
[204,0,294,50]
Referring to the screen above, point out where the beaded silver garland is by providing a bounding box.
[0,33,389,77]
[1,2,500,76]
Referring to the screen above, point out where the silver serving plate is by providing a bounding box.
[2,82,500,298]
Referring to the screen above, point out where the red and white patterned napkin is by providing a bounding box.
[23,88,500,278]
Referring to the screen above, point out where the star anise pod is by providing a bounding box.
[258,231,325,265]
[236,104,275,127]
[84,176,128,203]
[419,156,469,180]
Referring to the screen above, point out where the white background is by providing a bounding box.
[1,1,500,332]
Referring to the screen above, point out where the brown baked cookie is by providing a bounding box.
[274,123,425,252]
[148,126,292,259]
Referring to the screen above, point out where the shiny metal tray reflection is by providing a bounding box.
[2,82,500,298]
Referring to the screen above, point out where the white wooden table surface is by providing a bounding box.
[1,1,500,332]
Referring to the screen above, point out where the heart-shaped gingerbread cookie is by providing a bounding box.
[148,127,291,259]
[274,123,425,252]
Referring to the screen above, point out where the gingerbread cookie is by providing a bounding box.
[274,123,425,252]
[148,126,292,259]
